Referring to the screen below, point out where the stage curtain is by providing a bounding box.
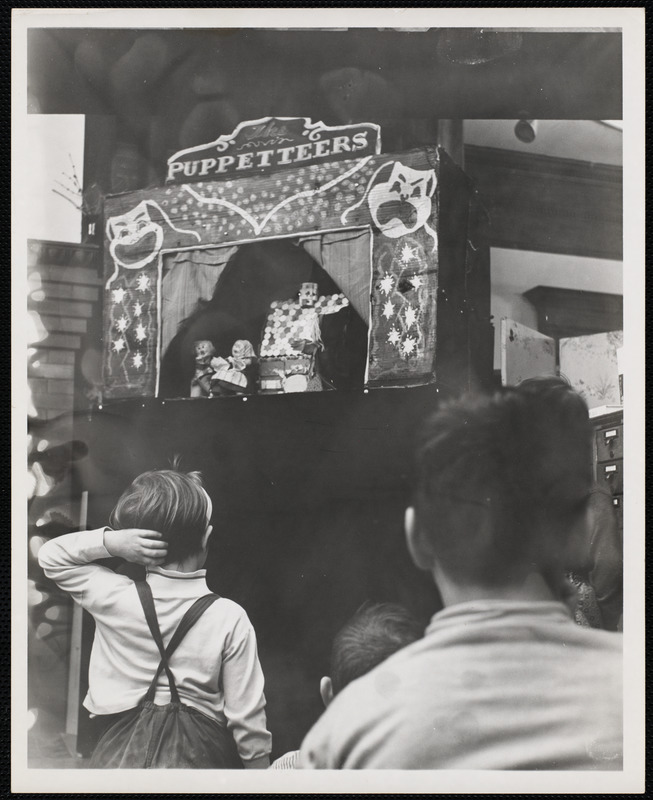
[298,230,371,326]
[161,247,237,357]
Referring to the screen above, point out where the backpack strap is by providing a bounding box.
[135,583,221,704]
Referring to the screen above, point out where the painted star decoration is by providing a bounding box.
[134,323,147,343]
[387,328,401,346]
[405,306,418,329]
[379,274,394,296]
[400,243,417,265]
[136,274,151,292]
[132,352,144,369]
[382,300,395,320]
[112,287,126,304]
[410,275,423,291]
[112,337,126,354]
[133,301,143,317]
[115,315,129,333]
[402,336,417,356]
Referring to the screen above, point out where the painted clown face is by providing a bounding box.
[107,201,165,270]
[368,162,436,239]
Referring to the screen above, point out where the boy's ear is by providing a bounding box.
[319,676,334,708]
[405,506,434,571]
[202,525,213,549]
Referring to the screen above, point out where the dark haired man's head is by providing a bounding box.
[320,602,423,705]
[110,469,212,567]
[407,379,593,594]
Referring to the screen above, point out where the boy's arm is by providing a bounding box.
[38,529,167,609]
[221,614,272,769]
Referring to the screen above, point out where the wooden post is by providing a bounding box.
[436,120,464,169]
[62,491,88,756]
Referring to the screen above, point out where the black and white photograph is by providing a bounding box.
[12,7,645,794]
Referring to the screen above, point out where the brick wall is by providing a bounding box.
[27,240,102,421]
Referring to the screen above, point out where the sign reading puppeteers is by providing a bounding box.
[166,117,381,183]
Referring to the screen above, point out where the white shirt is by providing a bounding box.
[269,749,300,769]
[38,529,272,766]
[298,600,623,770]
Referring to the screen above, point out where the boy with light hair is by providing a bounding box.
[38,468,272,768]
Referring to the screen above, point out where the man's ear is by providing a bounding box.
[405,506,434,571]
[319,676,334,708]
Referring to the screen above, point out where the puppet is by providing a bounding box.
[259,282,349,393]
[210,339,258,396]
[190,340,216,398]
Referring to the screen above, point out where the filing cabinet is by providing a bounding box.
[595,423,623,461]
[592,410,623,540]
[597,460,623,495]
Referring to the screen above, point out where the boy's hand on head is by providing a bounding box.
[103,529,168,566]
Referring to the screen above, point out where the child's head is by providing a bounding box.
[110,469,212,566]
[321,602,423,705]
[409,377,593,589]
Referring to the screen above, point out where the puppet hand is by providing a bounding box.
[104,529,168,565]
[290,338,315,353]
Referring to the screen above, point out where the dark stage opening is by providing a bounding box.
[159,237,370,399]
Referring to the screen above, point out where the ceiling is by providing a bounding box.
[25,27,624,198]
[23,26,624,267]
[28,28,622,122]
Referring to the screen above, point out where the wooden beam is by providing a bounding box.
[523,286,623,339]
[463,145,622,260]
[64,492,88,754]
